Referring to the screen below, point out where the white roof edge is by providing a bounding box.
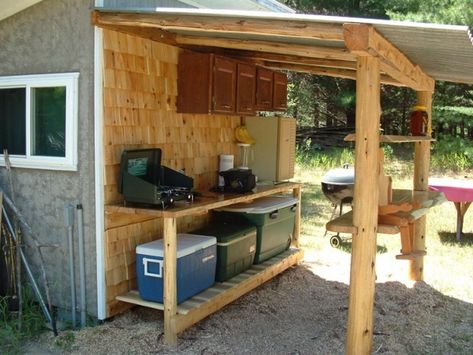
[95,7,470,32]
[0,0,43,22]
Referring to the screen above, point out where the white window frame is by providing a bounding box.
[0,72,79,171]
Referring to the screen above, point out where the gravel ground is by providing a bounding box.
[24,248,473,354]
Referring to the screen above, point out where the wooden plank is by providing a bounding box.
[346,55,380,355]
[92,11,345,41]
[115,249,302,317]
[344,134,435,143]
[230,51,357,69]
[174,249,304,333]
[105,211,158,230]
[395,250,427,260]
[105,182,302,219]
[163,217,178,346]
[175,34,356,62]
[326,211,398,235]
[343,24,435,92]
[264,61,403,87]
[292,185,302,248]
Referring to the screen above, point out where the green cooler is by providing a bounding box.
[192,222,257,282]
[217,196,298,264]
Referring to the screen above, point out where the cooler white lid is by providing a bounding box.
[217,195,298,214]
[136,233,216,258]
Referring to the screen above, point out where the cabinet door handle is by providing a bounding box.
[222,104,231,109]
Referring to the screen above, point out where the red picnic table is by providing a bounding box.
[429,177,473,240]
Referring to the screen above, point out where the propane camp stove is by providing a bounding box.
[153,186,194,209]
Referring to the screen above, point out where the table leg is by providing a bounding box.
[292,186,301,248]
[163,217,177,346]
[454,202,471,241]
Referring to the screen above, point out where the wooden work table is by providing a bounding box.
[107,182,303,346]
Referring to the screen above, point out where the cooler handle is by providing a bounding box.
[143,258,163,278]
[269,210,279,219]
[290,204,297,213]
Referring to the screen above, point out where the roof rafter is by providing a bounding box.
[92,10,345,41]
[174,34,355,61]
[343,23,435,92]
[264,61,404,87]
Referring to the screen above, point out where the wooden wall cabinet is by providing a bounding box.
[177,52,236,114]
[177,51,287,115]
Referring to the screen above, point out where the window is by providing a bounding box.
[0,73,79,171]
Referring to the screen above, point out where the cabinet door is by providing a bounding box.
[255,67,273,110]
[177,51,212,114]
[236,63,256,115]
[273,71,288,111]
[277,118,296,181]
[212,56,236,113]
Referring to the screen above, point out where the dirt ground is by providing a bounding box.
[24,247,473,354]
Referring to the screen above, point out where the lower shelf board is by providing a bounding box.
[116,248,304,316]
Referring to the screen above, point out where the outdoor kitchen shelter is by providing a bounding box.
[91,8,473,353]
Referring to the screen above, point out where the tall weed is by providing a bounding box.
[0,287,46,353]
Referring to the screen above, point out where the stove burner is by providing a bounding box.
[156,186,194,209]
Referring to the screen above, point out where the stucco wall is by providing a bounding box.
[0,0,98,317]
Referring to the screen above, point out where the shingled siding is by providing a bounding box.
[102,29,240,316]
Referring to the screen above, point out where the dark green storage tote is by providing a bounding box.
[216,196,298,264]
[192,222,257,282]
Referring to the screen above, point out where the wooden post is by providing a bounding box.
[346,56,381,355]
[292,185,302,248]
[410,90,433,280]
[163,217,178,346]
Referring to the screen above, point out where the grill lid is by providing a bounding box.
[321,167,355,185]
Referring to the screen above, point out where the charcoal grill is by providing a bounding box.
[321,166,354,247]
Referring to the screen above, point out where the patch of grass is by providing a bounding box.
[0,287,47,354]
[296,162,473,302]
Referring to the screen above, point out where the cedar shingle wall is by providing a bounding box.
[102,29,239,316]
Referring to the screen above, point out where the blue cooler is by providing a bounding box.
[136,234,217,304]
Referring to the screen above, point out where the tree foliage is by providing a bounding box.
[282,0,473,139]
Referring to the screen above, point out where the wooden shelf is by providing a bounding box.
[326,189,446,235]
[344,134,435,143]
[105,182,300,221]
[116,248,303,328]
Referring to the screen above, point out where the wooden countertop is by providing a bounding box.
[105,182,301,219]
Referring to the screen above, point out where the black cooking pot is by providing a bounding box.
[321,167,355,205]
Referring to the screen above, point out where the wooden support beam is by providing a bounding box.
[175,34,356,62]
[410,90,433,281]
[346,55,381,355]
[163,217,178,346]
[91,10,345,41]
[292,186,302,248]
[96,24,177,46]
[343,23,435,92]
[264,61,403,87]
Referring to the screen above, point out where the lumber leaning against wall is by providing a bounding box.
[102,29,240,317]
